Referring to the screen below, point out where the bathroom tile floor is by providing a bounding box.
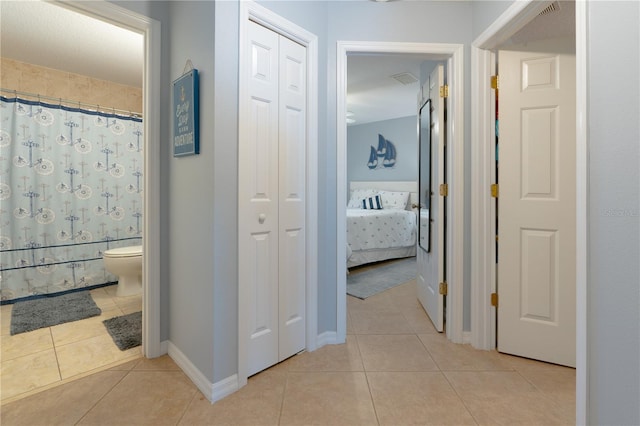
[1,274,576,425]
[0,285,142,403]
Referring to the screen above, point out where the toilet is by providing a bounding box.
[103,245,143,296]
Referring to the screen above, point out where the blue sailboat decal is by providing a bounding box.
[367,134,397,169]
[367,146,378,169]
[376,134,387,156]
[383,140,396,168]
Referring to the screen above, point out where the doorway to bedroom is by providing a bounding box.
[344,53,445,341]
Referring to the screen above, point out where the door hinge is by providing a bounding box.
[495,234,499,242]
[439,183,449,197]
[491,75,499,90]
[491,292,499,307]
[439,282,448,296]
[439,85,449,98]
[491,183,499,198]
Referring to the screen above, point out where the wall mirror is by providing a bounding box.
[418,98,431,252]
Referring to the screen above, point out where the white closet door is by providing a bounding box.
[241,21,307,376]
[278,35,306,361]
[241,21,280,376]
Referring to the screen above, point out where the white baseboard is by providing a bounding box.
[211,374,239,403]
[316,331,339,348]
[167,341,239,404]
[463,331,472,344]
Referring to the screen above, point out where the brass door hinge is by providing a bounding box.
[491,183,499,198]
[491,75,499,90]
[439,85,449,98]
[491,292,498,307]
[440,183,449,197]
[439,282,448,296]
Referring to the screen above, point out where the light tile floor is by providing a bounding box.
[1,285,142,403]
[1,276,576,425]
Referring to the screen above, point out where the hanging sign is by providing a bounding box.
[172,69,199,156]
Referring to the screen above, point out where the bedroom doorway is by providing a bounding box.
[337,41,465,345]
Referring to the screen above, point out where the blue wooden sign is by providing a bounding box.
[173,69,199,156]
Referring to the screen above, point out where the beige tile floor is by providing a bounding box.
[1,285,142,403]
[1,272,576,425]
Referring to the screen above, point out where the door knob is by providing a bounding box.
[258,213,266,224]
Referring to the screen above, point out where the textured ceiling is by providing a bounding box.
[0,1,143,88]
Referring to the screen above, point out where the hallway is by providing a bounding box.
[1,279,575,425]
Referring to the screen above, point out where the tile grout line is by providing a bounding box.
[73,368,132,426]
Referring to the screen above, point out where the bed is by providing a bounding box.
[346,181,418,268]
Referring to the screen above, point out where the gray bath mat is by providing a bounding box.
[347,257,417,299]
[10,291,102,335]
[103,311,142,351]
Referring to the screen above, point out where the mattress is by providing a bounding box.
[346,208,417,252]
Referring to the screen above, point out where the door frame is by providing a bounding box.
[336,41,465,344]
[237,0,318,387]
[469,0,587,422]
[56,0,163,358]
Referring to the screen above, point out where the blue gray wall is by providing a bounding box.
[586,1,639,423]
[347,116,418,184]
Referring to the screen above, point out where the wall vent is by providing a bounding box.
[391,72,418,85]
[538,1,561,16]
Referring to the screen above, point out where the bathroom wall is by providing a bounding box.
[1,58,142,113]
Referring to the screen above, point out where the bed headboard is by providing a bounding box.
[349,181,418,210]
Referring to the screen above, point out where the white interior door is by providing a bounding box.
[417,64,446,332]
[497,39,576,367]
[278,34,306,360]
[240,21,306,377]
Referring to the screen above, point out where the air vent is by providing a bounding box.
[538,1,561,16]
[391,72,418,85]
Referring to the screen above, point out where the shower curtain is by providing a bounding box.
[0,97,143,302]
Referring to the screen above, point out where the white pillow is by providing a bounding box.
[347,189,378,208]
[379,190,410,210]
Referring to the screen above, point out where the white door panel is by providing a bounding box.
[242,21,280,376]
[498,40,576,367]
[278,35,306,360]
[418,64,445,332]
[241,21,306,376]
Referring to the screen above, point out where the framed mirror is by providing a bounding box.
[418,98,431,252]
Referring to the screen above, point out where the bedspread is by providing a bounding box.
[347,209,417,252]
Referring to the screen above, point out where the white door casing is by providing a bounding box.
[417,64,446,332]
[240,20,307,378]
[497,39,576,367]
[336,41,465,345]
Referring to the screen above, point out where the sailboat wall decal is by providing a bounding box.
[367,133,397,170]
[367,146,378,169]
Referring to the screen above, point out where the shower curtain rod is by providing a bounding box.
[0,88,142,118]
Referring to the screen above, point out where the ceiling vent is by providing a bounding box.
[391,72,418,85]
[538,1,561,16]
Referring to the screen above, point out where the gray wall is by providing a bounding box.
[587,1,640,423]
[471,0,515,39]
[347,116,418,184]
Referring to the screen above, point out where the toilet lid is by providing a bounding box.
[104,245,142,258]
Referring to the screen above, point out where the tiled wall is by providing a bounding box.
[0,58,142,114]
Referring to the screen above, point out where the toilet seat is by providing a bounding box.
[104,245,142,258]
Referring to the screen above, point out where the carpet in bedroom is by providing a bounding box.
[347,257,417,299]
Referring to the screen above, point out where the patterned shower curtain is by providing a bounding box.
[0,97,143,303]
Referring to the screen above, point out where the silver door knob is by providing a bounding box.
[258,213,266,224]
